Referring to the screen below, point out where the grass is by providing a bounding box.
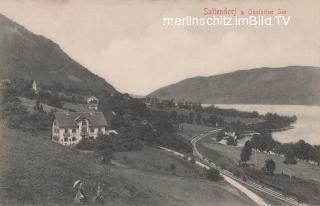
[197,143,238,172]
[179,123,217,140]
[244,167,320,204]
[0,122,255,206]
[198,134,320,205]
[113,147,205,178]
[202,141,320,183]
[19,97,65,112]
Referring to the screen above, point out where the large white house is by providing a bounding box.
[52,111,108,146]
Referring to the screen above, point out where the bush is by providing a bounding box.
[206,168,220,181]
[226,136,237,146]
[155,133,192,154]
[77,138,97,150]
[297,194,307,203]
[170,163,176,171]
[284,150,297,164]
[233,168,245,178]
[264,159,276,176]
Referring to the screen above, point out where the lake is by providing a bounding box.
[215,104,320,145]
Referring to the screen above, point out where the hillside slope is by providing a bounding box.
[0,123,254,206]
[0,13,117,94]
[149,66,320,105]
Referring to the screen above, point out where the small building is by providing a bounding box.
[225,131,237,139]
[87,96,99,111]
[52,111,108,146]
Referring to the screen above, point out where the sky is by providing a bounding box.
[0,0,319,95]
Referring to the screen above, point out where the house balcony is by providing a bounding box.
[63,132,70,138]
[80,131,89,136]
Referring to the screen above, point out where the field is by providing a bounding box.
[113,147,206,178]
[19,97,65,112]
[178,123,217,140]
[198,135,320,205]
[19,97,89,113]
[201,139,320,183]
[0,122,255,206]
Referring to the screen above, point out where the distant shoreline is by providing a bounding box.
[270,125,294,132]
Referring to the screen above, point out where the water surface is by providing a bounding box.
[215,104,320,145]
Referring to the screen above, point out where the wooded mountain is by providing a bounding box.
[149,66,320,105]
[0,13,118,94]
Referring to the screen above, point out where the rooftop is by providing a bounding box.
[54,111,108,128]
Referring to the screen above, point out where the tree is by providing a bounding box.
[188,112,194,124]
[47,93,62,108]
[227,121,246,137]
[250,133,275,152]
[154,119,175,136]
[206,168,220,181]
[240,141,252,165]
[209,115,218,126]
[284,149,297,164]
[195,113,202,124]
[170,111,178,124]
[226,136,237,146]
[34,99,45,113]
[264,159,276,175]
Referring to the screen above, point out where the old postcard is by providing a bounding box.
[0,0,319,205]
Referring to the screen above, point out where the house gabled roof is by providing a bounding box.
[54,112,108,128]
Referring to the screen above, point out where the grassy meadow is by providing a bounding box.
[198,134,320,205]
[0,122,254,206]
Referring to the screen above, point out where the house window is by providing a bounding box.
[72,128,76,133]
[98,127,102,132]
[64,128,68,133]
[82,119,86,125]
[72,137,76,141]
[64,137,68,142]
[90,128,94,133]
[81,127,87,133]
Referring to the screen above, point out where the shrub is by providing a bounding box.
[77,138,96,151]
[240,141,252,164]
[297,194,307,203]
[233,168,245,178]
[284,150,297,164]
[226,136,237,146]
[206,168,220,181]
[264,159,276,176]
[170,163,176,171]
